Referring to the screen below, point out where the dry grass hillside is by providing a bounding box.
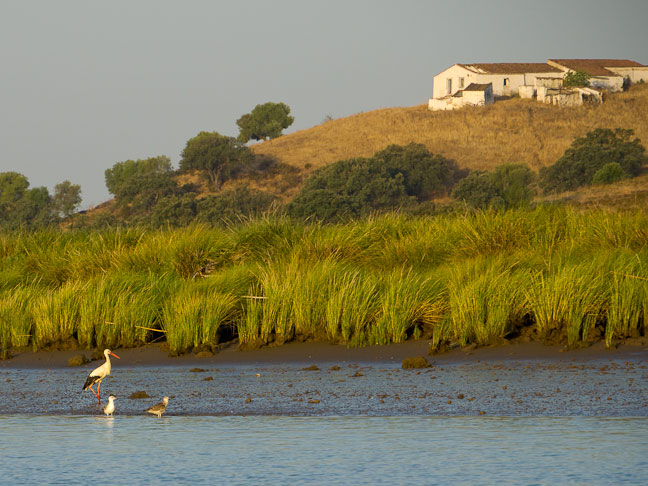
[252,84,648,176]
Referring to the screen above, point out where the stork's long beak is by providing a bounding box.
[110,352,120,359]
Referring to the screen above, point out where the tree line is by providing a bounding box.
[1,102,645,230]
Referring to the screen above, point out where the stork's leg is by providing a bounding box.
[96,381,102,404]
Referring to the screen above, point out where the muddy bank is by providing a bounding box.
[2,338,647,369]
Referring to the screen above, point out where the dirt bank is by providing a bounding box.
[2,338,647,369]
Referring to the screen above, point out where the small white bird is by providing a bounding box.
[146,396,169,418]
[104,395,117,416]
[83,349,120,404]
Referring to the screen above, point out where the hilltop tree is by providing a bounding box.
[237,102,294,142]
[179,131,252,189]
[52,180,82,217]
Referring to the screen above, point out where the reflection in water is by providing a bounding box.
[1,415,646,485]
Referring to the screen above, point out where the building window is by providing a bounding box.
[459,77,465,89]
[504,78,510,86]
[446,78,453,94]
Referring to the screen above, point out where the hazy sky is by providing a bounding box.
[1,0,647,208]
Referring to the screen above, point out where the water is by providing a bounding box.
[1,356,647,484]
[1,415,646,485]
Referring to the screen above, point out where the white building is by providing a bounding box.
[429,58,648,111]
[547,59,648,91]
[432,62,564,100]
[428,83,494,111]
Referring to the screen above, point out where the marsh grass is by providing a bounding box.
[445,258,528,346]
[0,288,35,351]
[1,206,647,351]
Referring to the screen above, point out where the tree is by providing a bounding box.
[105,155,174,200]
[540,128,645,193]
[53,180,82,217]
[563,70,590,87]
[451,171,502,209]
[179,132,252,189]
[0,171,29,207]
[0,172,56,229]
[371,143,465,199]
[237,102,294,142]
[490,164,535,208]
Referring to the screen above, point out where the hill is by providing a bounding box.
[251,83,648,180]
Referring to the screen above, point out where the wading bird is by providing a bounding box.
[104,395,117,416]
[146,396,169,418]
[83,349,120,404]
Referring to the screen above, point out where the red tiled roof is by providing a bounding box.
[458,63,562,74]
[549,59,648,76]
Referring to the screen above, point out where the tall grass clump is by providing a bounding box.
[31,281,82,348]
[445,257,528,346]
[372,268,445,345]
[0,288,35,353]
[603,251,647,347]
[524,261,605,347]
[325,269,379,347]
[161,287,239,353]
[79,272,177,349]
[238,256,342,347]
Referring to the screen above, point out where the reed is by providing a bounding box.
[161,287,239,353]
[0,287,35,352]
[1,205,647,352]
[31,281,81,348]
[445,258,528,346]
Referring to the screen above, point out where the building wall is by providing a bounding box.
[432,65,473,98]
[607,67,648,84]
[432,66,563,98]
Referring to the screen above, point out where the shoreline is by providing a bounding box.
[2,339,647,369]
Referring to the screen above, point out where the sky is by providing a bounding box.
[1,0,647,208]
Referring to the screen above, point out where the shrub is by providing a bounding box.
[540,128,645,193]
[592,162,626,185]
[451,171,502,209]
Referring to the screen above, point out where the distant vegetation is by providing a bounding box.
[539,128,645,193]
[236,102,294,142]
[1,207,646,357]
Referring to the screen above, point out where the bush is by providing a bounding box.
[592,163,626,185]
[563,70,590,88]
[540,128,646,193]
[451,171,502,209]
[288,144,463,221]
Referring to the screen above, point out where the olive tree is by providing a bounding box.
[179,131,251,189]
[237,102,294,142]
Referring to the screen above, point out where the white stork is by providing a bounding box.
[104,395,117,416]
[146,396,169,418]
[83,348,120,404]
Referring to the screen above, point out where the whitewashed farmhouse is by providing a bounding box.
[428,58,648,111]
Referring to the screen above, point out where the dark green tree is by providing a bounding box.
[237,102,294,142]
[372,143,465,199]
[179,132,252,189]
[0,171,29,207]
[52,180,82,217]
[490,164,535,208]
[0,172,56,229]
[105,155,178,214]
[540,128,645,193]
[451,171,503,209]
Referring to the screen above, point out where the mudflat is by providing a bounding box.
[2,339,647,369]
